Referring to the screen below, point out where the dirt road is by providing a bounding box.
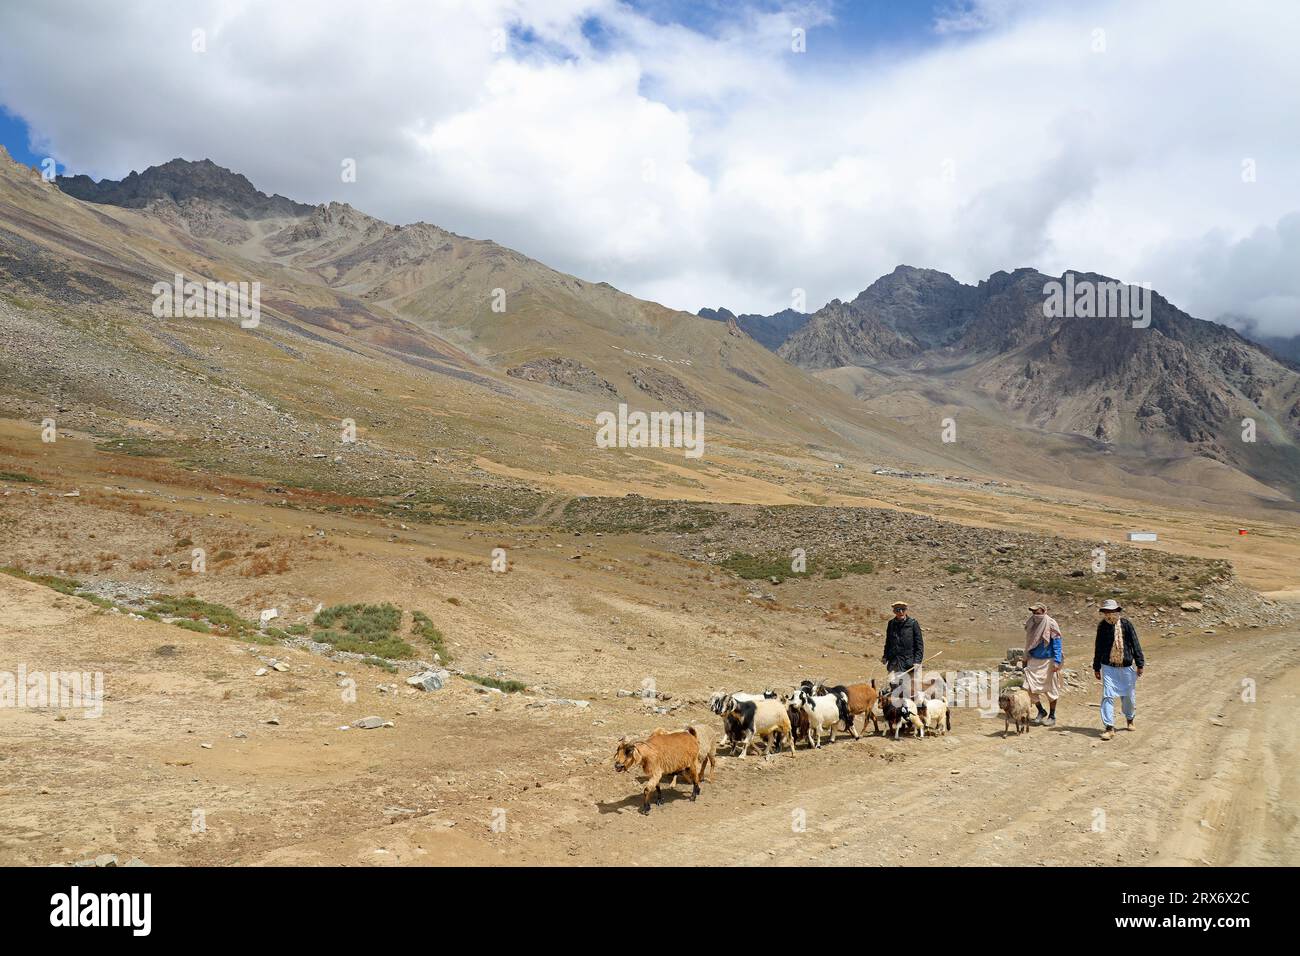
[554,628,1300,867]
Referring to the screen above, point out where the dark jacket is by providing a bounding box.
[1092,617,1144,671]
[884,615,923,670]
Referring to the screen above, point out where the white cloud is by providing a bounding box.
[0,0,1297,334]
[933,0,1033,35]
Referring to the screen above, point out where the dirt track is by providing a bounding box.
[558,628,1300,867]
[2,567,1295,866]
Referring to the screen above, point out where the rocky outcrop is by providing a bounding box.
[506,357,618,398]
[57,158,312,219]
[698,306,809,350]
[630,366,700,405]
[777,266,979,367]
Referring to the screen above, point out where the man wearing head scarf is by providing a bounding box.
[1022,602,1063,726]
[1092,599,1145,741]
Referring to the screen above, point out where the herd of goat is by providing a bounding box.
[614,677,1034,814]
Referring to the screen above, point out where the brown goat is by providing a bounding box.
[786,700,813,748]
[823,680,882,738]
[658,724,716,785]
[614,727,705,814]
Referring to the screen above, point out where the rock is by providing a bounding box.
[265,716,280,725]
[353,716,387,729]
[1181,601,1203,612]
[406,669,449,692]
[124,858,147,867]
[254,667,268,677]
[527,698,590,709]
[271,662,289,672]
[94,854,118,868]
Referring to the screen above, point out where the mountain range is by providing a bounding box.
[1,148,1297,507]
[709,265,1300,491]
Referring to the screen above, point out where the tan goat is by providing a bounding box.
[999,688,1032,737]
[614,726,706,814]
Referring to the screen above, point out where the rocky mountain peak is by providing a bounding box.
[697,305,809,350]
[56,157,312,219]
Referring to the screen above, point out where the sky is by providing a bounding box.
[1,0,1297,335]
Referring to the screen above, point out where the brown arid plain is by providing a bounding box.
[3,421,1298,867]
[1,150,1298,866]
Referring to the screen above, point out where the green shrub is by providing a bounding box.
[463,673,527,693]
[309,605,416,658]
[720,552,873,582]
[828,560,874,577]
[1,567,81,595]
[146,595,259,639]
[721,552,806,581]
[411,610,451,661]
[314,602,402,636]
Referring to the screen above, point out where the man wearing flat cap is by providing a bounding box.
[883,600,923,699]
[1092,598,1144,741]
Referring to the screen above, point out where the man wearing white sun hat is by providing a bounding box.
[1092,599,1145,741]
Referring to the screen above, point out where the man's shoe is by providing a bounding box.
[1034,713,1047,725]
[1100,726,1114,741]
[1043,715,1056,727]
[1126,718,1135,731]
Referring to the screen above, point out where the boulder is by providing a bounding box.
[406,670,450,692]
